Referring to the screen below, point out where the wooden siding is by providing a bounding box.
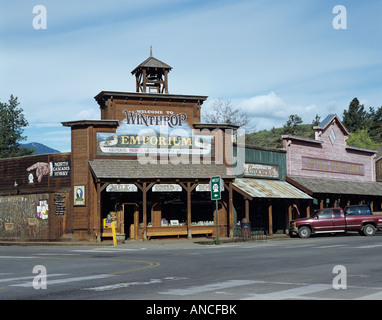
[0,153,71,196]
[283,120,377,182]
[0,153,72,240]
[377,157,382,182]
[103,99,201,127]
[234,145,287,180]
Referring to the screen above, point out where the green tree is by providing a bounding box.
[312,114,321,126]
[283,114,303,135]
[342,98,367,132]
[368,106,382,144]
[0,95,33,158]
[346,129,377,150]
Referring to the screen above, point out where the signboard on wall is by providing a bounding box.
[50,161,71,178]
[152,184,182,192]
[97,109,213,156]
[243,163,280,179]
[301,156,365,176]
[106,184,138,192]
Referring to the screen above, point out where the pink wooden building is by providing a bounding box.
[282,114,382,213]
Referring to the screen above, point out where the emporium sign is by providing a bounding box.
[97,133,212,155]
[301,156,364,176]
[243,163,280,179]
[97,109,213,156]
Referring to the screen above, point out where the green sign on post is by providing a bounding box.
[210,176,221,245]
[210,176,221,200]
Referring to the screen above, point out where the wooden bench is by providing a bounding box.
[191,229,213,237]
[147,229,188,240]
[146,228,213,240]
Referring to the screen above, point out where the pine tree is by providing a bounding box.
[342,98,367,132]
[283,114,303,135]
[368,106,382,144]
[0,95,33,158]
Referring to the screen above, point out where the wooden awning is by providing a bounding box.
[286,175,382,196]
[89,159,235,181]
[233,178,312,200]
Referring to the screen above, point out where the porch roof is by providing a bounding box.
[89,159,235,180]
[233,178,312,200]
[286,175,382,196]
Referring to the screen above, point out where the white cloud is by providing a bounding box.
[239,92,286,119]
[237,92,318,130]
[2,1,382,150]
[75,108,100,120]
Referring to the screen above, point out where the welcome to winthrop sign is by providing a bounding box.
[97,110,213,156]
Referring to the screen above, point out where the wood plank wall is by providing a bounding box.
[0,153,71,240]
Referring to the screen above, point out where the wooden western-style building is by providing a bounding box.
[0,153,71,240]
[1,53,381,242]
[283,114,382,213]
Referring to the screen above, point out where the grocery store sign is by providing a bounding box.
[243,163,279,179]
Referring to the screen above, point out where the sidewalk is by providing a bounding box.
[0,234,289,247]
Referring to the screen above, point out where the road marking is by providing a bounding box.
[314,245,348,249]
[355,244,382,249]
[37,253,80,256]
[242,284,333,300]
[281,244,317,249]
[84,277,187,292]
[10,274,113,287]
[34,256,160,275]
[0,274,66,283]
[355,291,382,300]
[0,256,37,259]
[159,280,261,296]
[84,278,162,291]
[71,248,146,253]
[109,260,161,275]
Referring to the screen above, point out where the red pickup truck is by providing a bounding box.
[289,205,382,238]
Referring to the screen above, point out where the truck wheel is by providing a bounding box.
[362,224,376,236]
[298,226,311,238]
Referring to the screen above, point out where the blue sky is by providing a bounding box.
[1,0,381,152]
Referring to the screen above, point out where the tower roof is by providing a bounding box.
[131,56,172,75]
[313,114,350,135]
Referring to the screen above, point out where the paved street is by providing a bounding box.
[0,232,382,302]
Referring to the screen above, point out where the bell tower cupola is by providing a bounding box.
[131,46,172,94]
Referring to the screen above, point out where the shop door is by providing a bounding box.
[151,202,162,227]
[123,204,138,240]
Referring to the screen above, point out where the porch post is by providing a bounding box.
[96,182,101,242]
[143,182,147,241]
[245,198,249,220]
[228,182,234,238]
[268,201,273,236]
[187,182,192,239]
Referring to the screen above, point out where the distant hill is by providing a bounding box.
[21,142,60,155]
[245,124,314,149]
[246,123,382,151]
